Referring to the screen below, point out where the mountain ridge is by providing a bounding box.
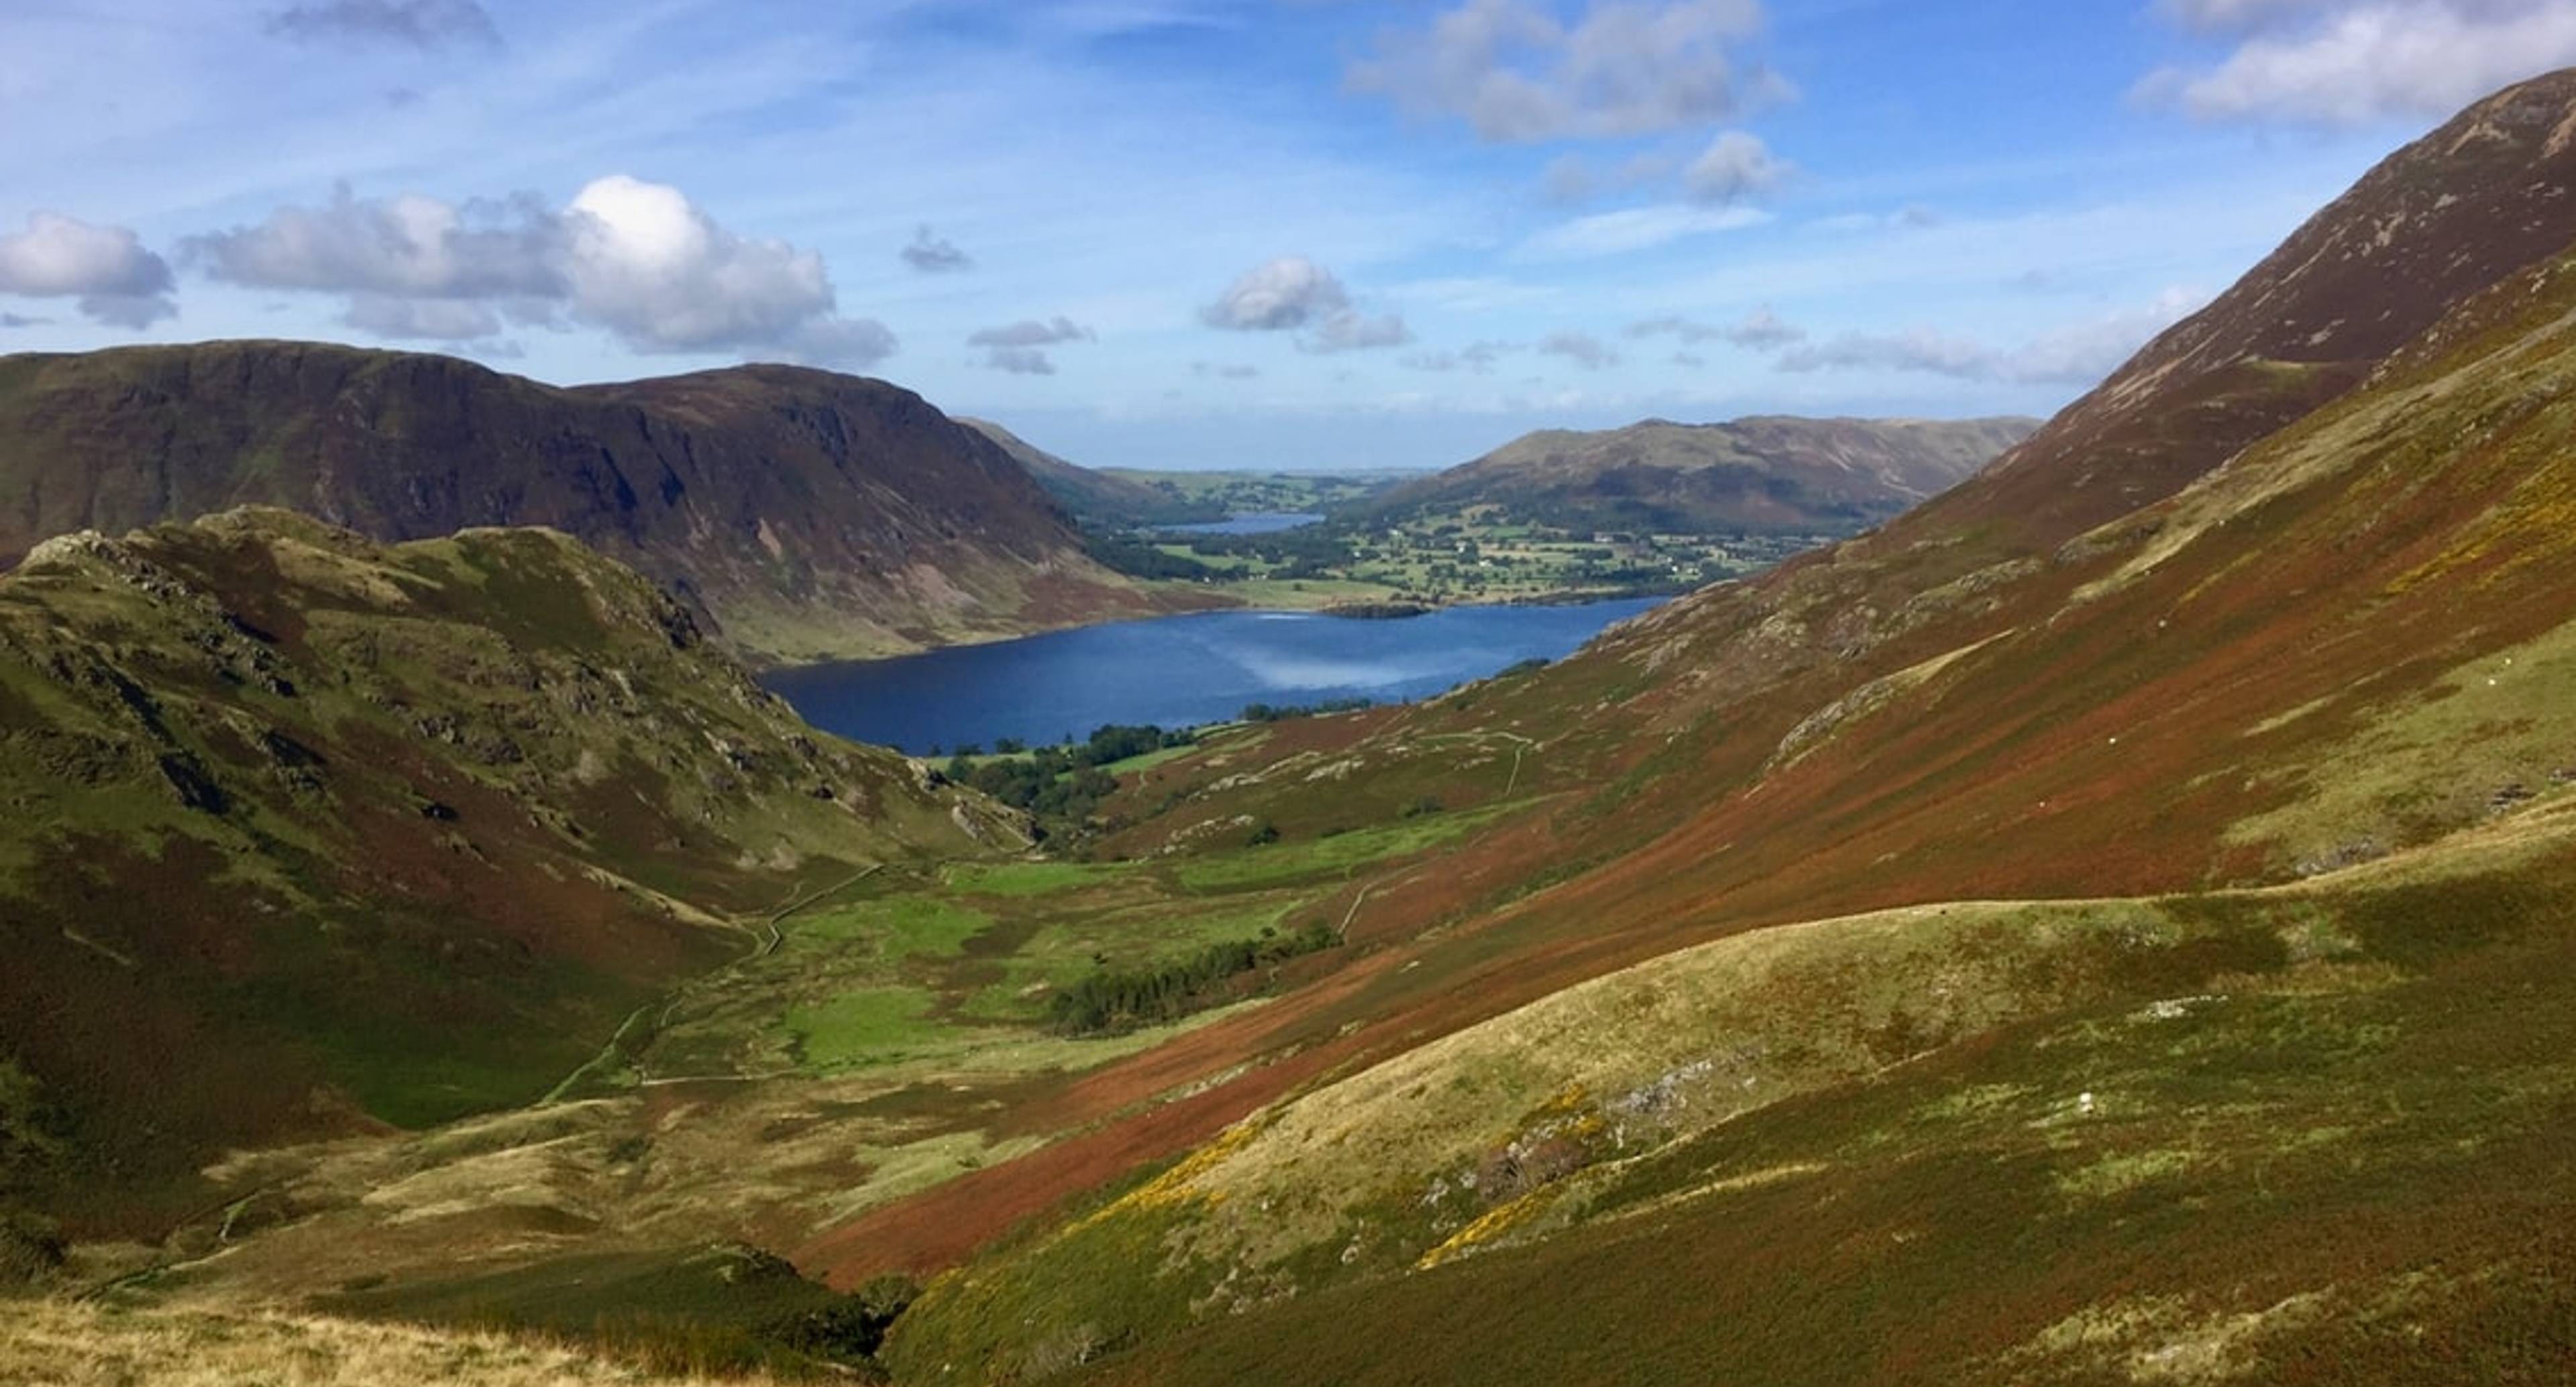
[0,341,1215,663]
[1361,414,2040,535]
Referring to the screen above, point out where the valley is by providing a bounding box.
[3,27,2576,1387]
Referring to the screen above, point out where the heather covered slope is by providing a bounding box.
[907,805,2576,1386]
[881,229,2576,1387]
[804,72,2576,1379]
[0,343,1199,662]
[1364,414,2037,534]
[0,509,1019,1233]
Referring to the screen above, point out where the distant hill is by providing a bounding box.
[955,417,1220,528]
[0,509,1019,1232]
[0,343,1208,663]
[1360,415,2039,534]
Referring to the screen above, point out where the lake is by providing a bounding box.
[1158,511,1324,536]
[765,598,1661,753]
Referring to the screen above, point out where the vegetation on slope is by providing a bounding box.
[804,68,2576,1381]
[0,508,1017,1233]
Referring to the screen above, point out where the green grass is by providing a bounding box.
[1173,802,1515,891]
[786,988,941,1068]
[943,860,1132,898]
[796,894,991,957]
[890,837,2576,1386]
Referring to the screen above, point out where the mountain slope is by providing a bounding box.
[828,70,2576,1381]
[0,508,1020,1233]
[1362,415,2038,533]
[0,343,1203,663]
[955,418,1214,529]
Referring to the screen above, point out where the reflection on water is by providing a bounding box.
[764,598,1660,753]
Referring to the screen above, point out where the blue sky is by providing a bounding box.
[3,0,2571,470]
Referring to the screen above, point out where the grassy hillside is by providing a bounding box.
[915,806,2576,1385]
[0,508,1018,1234]
[780,69,2576,1382]
[0,344,1216,662]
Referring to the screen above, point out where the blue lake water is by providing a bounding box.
[765,598,1661,753]
[1158,511,1324,536]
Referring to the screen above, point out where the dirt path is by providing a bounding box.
[541,863,890,1102]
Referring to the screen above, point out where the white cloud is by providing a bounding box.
[1776,287,2205,384]
[1403,339,1513,373]
[1627,306,1804,348]
[2141,0,2576,124]
[1202,255,1411,352]
[187,175,896,366]
[0,211,176,328]
[902,225,973,272]
[1681,129,1789,203]
[967,315,1094,373]
[1514,203,1769,260]
[1538,329,1619,369]
[1348,0,1786,142]
[1200,255,1351,330]
[1303,309,1414,353]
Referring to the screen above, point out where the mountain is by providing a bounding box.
[0,508,1020,1235]
[0,343,1208,663]
[18,64,2576,1387]
[1359,415,2039,534]
[955,418,1218,529]
[811,69,2576,1383]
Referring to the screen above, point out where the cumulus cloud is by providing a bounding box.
[1350,0,1786,142]
[1627,307,1804,349]
[266,0,500,50]
[1201,255,1351,331]
[1681,130,1790,203]
[2139,0,2576,124]
[1203,256,1411,353]
[1776,288,2204,385]
[902,225,973,272]
[967,315,1094,374]
[0,211,177,329]
[186,176,895,366]
[1538,329,1619,370]
[1303,309,1414,353]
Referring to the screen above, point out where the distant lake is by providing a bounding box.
[1159,511,1324,536]
[766,598,1661,753]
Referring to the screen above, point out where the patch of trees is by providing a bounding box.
[1083,535,1221,581]
[1240,697,1373,722]
[946,723,1195,837]
[1049,923,1339,1036]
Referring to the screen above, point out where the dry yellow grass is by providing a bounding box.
[0,1298,786,1387]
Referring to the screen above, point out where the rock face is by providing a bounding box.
[1361,416,2039,535]
[0,508,1020,1231]
[0,343,1192,662]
